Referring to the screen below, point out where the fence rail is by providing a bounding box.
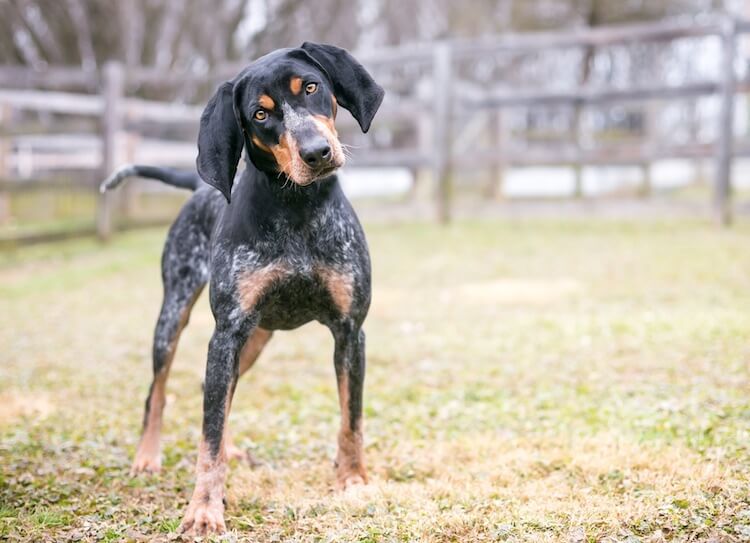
[0,14,749,245]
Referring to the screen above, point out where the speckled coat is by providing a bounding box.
[101,43,385,536]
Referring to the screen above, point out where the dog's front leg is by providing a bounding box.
[179,317,252,536]
[332,320,368,489]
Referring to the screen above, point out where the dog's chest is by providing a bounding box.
[232,244,357,330]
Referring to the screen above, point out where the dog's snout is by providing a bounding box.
[299,139,332,168]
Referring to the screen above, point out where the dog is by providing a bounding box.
[101,42,384,535]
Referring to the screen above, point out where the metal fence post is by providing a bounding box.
[96,61,124,240]
[715,18,737,227]
[433,43,453,224]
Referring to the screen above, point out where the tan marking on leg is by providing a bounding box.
[224,428,246,462]
[238,328,273,376]
[290,76,302,95]
[335,373,367,489]
[132,292,201,475]
[316,267,354,315]
[252,135,272,153]
[237,265,289,313]
[131,375,167,474]
[223,328,272,466]
[224,427,262,467]
[181,374,238,535]
[258,94,275,110]
[180,439,228,535]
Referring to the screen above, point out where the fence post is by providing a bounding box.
[715,18,737,227]
[96,61,124,241]
[408,112,433,202]
[486,110,505,199]
[0,104,11,224]
[433,42,453,224]
[572,103,584,198]
[639,101,655,198]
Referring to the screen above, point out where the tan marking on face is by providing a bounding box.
[331,95,338,118]
[258,94,275,109]
[251,135,272,153]
[237,264,289,313]
[290,76,303,95]
[312,115,345,169]
[316,266,353,314]
[314,114,338,137]
[273,105,343,186]
[270,132,313,183]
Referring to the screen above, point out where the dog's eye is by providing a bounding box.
[254,110,267,121]
[305,82,318,95]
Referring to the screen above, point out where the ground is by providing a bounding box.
[1,218,750,542]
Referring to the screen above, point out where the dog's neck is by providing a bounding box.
[230,162,343,224]
[263,172,338,203]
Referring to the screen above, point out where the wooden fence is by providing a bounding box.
[1,14,749,245]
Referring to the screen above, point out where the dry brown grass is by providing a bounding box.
[1,219,750,542]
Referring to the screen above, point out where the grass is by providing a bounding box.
[2,218,750,542]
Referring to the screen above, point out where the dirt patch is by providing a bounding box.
[0,390,54,425]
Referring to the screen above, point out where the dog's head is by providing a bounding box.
[197,43,385,202]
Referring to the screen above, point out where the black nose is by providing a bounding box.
[299,140,332,168]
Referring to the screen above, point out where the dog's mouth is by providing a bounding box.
[312,163,339,180]
[294,161,342,186]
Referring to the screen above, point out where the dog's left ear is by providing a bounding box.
[300,42,385,133]
[196,81,243,203]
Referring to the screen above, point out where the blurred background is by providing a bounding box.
[1,0,750,245]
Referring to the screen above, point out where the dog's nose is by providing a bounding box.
[299,139,332,168]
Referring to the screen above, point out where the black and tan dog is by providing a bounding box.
[101,43,384,535]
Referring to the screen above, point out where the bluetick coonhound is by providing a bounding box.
[101,42,384,535]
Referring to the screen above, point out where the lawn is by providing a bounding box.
[1,219,750,542]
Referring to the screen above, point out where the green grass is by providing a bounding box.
[2,219,750,541]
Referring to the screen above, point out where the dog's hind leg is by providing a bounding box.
[224,327,273,464]
[132,224,209,475]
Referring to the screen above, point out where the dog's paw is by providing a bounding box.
[179,496,226,536]
[225,443,262,468]
[130,451,161,476]
[336,470,368,492]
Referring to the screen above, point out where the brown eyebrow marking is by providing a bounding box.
[258,94,275,109]
[251,135,272,153]
[290,76,302,95]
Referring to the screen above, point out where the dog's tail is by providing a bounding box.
[99,164,201,193]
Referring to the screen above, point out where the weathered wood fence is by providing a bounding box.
[1,14,749,245]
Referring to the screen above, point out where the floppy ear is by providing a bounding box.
[300,42,385,133]
[196,81,243,203]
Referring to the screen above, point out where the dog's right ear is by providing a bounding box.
[197,81,243,203]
